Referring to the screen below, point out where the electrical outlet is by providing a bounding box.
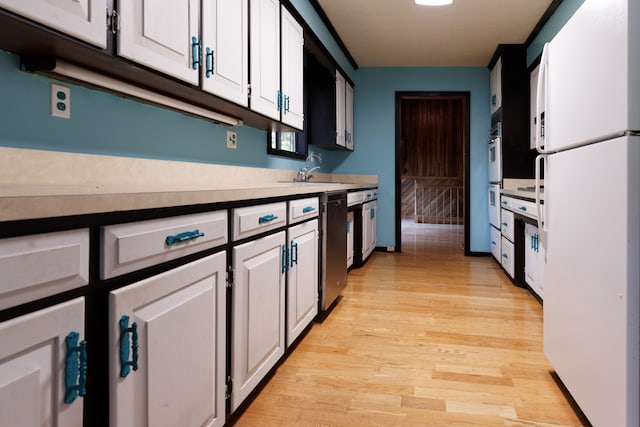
[226,130,237,149]
[51,84,70,119]
[387,246,395,252]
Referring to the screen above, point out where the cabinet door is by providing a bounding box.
[490,225,501,262]
[231,231,285,411]
[280,6,304,130]
[249,0,281,120]
[345,82,354,150]
[501,236,515,279]
[109,253,226,427]
[201,0,248,106]
[489,57,502,115]
[524,223,544,299]
[335,70,346,147]
[118,0,200,84]
[347,211,354,268]
[0,298,85,427]
[287,220,318,346]
[0,0,106,48]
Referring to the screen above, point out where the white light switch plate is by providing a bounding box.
[51,84,70,119]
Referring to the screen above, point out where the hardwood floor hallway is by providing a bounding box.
[233,223,585,426]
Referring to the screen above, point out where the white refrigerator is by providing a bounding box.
[535,0,639,426]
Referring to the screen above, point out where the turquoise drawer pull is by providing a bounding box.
[191,36,201,70]
[119,315,139,378]
[64,332,87,404]
[205,47,215,78]
[165,229,204,246]
[491,241,496,246]
[302,206,315,213]
[290,241,298,267]
[519,206,527,211]
[370,208,375,219]
[277,90,282,112]
[502,253,508,259]
[259,214,278,224]
[501,201,508,205]
[502,222,508,227]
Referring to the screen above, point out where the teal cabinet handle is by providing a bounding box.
[191,36,201,70]
[502,253,508,259]
[205,47,215,78]
[119,315,139,378]
[302,206,315,213]
[502,222,508,227]
[491,241,496,246]
[370,208,375,219]
[64,332,87,404]
[281,244,287,273]
[165,229,204,246]
[290,241,298,267]
[519,206,527,211]
[277,90,282,112]
[259,214,278,224]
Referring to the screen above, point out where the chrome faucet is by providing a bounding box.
[296,151,322,182]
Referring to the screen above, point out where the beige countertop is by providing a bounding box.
[0,148,377,222]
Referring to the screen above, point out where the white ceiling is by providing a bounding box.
[315,0,553,67]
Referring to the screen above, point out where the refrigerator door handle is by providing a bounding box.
[536,43,551,154]
[535,154,547,249]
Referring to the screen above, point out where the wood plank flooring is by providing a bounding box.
[233,222,585,426]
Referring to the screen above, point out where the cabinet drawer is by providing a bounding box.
[289,197,319,224]
[101,211,227,279]
[233,202,287,241]
[501,236,515,279]
[500,208,515,242]
[490,225,501,262]
[0,229,89,310]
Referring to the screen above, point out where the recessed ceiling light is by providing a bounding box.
[416,0,453,5]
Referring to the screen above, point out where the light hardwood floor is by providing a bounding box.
[233,222,585,426]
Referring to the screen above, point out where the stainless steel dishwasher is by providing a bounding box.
[320,190,347,311]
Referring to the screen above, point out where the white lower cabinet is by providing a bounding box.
[286,220,318,346]
[231,231,285,411]
[524,223,544,299]
[362,200,377,260]
[347,211,354,268]
[501,236,515,279]
[109,252,226,427]
[0,297,86,427]
[490,225,501,262]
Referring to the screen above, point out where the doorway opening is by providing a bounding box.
[394,92,470,254]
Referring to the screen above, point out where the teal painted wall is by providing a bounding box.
[0,50,309,172]
[329,67,491,252]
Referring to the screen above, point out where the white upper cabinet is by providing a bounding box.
[0,298,86,427]
[118,0,200,85]
[280,6,304,130]
[0,0,106,48]
[335,70,346,147]
[490,57,502,115]
[201,0,249,106]
[249,0,281,120]
[345,81,354,150]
